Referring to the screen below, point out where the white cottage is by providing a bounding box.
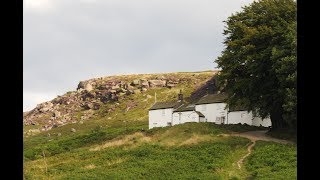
[148,92,272,129]
[148,101,181,129]
[172,104,205,126]
[195,93,272,127]
[195,94,228,124]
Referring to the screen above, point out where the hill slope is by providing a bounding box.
[23,70,296,179]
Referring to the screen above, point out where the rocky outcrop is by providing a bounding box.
[23,71,217,132]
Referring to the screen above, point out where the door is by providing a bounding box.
[216,116,226,124]
[221,116,226,124]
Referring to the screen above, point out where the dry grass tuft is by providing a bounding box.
[89,132,151,151]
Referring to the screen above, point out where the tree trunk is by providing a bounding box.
[270,104,285,130]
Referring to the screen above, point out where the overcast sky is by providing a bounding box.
[23,0,253,112]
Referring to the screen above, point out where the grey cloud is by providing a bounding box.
[23,0,253,111]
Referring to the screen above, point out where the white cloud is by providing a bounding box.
[23,91,59,112]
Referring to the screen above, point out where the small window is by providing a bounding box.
[162,109,165,116]
[202,105,206,111]
[167,122,172,126]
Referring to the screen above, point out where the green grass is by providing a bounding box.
[245,141,297,180]
[266,128,297,142]
[218,123,268,133]
[24,128,251,179]
[24,122,297,179]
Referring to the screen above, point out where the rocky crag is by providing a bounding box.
[23,71,218,132]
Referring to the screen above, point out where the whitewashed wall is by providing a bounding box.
[195,103,228,123]
[252,116,272,127]
[227,111,253,125]
[149,108,173,129]
[172,111,199,125]
[199,116,206,122]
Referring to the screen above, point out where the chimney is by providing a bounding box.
[178,89,183,102]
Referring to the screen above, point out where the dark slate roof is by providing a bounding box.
[149,101,181,110]
[195,111,205,117]
[195,93,228,105]
[173,104,195,112]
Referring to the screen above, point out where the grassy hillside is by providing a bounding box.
[23,71,297,179]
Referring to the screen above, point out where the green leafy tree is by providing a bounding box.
[215,0,296,130]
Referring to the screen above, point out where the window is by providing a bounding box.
[201,105,206,111]
[162,109,165,116]
[167,122,172,126]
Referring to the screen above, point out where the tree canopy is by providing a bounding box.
[215,0,296,129]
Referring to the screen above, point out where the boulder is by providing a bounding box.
[147,95,152,99]
[111,84,120,90]
[109,90,117,93]
[126,85,135,91]
[148,80,166,87]
[166,83,175,88]
[87,103,100,110]
[77,81,93,92]
[37,102,53,113]
[141,88,147,92]
[71,128,76,133]
[53,111,61,118]
[132,79,140,86]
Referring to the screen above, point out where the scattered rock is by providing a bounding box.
[86,103,100,110]
[71,128,76,132]
[111,85,120,90]
[109,90,117,93]
[53,111,61,118]
[132,79,140,86]
[28,129,40,134]
[57,133,61,136]
[167,83,175,88]
[147,95,152,99]
[141,79,149,88]
[149,80,166,87]
[141,88,147,92]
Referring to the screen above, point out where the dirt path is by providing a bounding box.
[230,130,293,144]
[227,130,294,169]
[236,141,255,169]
